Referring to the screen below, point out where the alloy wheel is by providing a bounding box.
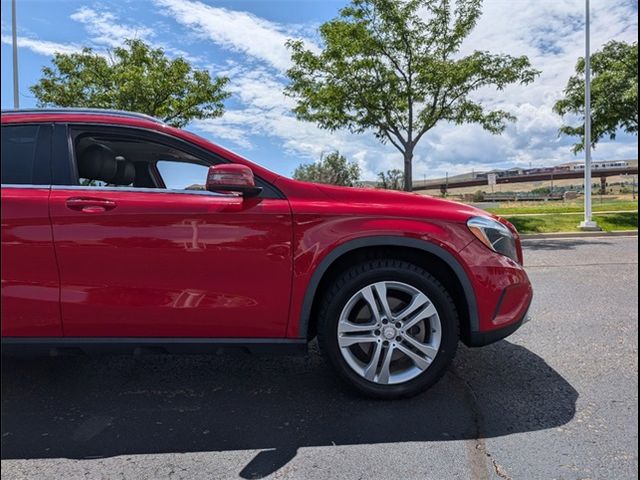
[336,281,442,385]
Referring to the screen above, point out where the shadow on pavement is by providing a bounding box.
[1,340,577,479]
[522,238,612,251]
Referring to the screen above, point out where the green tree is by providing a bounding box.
[293,151,361,186]
[30,39,230,128]
[377,169,404,190]
[553,41,638,153]
[286,0,539,191]
[471,190,485,202]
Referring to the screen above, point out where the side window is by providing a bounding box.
[1,125,41,185]
[156,160,209,191]
[69,128,213,191]
[65,126,282,199]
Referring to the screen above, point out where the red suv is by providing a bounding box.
[1,109,532,398]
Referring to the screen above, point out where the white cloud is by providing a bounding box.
[191,119,254,150]
[154,0,318,72]
[67,7,202,63]
[2,7,186,61]
[1,34,81,56]
[70,7,153,48]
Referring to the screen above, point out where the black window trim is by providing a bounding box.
[1,184,51,189]
[55,122,286,200]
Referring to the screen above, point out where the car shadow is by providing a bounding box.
[1,340,577,479]
[522,238,612,251]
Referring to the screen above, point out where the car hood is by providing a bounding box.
[275,177,490,223]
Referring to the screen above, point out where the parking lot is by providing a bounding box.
[1,235,638,480]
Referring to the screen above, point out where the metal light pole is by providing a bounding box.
[579,0,599,230]
[11,0,20,109]
[445,171,448,197]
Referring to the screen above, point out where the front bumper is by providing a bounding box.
[465,302,531,347]
[457,237,533,347]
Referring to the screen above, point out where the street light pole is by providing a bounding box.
[11,0,20,109]
[445,171,448,197]
[579,0,599,230]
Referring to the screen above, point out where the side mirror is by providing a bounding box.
[205,164,262,198]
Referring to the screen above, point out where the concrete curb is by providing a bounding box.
[520,230,638,240]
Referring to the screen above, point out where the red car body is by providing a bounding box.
[1,110,532,354]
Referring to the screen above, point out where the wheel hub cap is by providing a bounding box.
[381,325,396,340]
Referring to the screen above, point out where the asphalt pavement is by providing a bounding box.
[1,236,638,479]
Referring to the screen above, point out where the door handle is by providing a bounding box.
[65,197,117,213]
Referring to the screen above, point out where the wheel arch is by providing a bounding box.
[298,236,479,344]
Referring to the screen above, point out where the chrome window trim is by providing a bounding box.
[49,185,231,197]
[1,184,51,189]
[1,184,243,198]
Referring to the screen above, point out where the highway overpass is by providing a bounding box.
[413,167,638,192]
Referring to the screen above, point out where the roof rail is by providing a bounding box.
[1,108,165,124]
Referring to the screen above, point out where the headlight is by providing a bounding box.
[467,216,518,262]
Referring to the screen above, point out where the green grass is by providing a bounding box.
[486,199,638,215]
[504,212,638,234]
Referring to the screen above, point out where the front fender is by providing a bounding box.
[287,227,479,339]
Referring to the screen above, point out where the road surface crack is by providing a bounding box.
[451,366,512,480]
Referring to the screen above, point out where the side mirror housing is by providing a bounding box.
[205,164,262,198]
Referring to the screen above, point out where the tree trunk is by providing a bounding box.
[403,147,413,192]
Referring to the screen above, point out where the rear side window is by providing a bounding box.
[1,125,50,185]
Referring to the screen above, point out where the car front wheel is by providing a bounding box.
[317,259,459,399]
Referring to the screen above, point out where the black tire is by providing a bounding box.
[317,258,459,399]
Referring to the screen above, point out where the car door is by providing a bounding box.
[49,125,293,338]
[1,123,62,337]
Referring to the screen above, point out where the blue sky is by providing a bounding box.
[1,0,638,181]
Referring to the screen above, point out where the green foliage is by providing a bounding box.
[531,186,552,195]
[293,151,361,186]
[471,190,485,202]
[485,198,638,215]
[505,212,637,234]
[286,0,539,190]
[30,39,230,128]
[377,169,404,190]
[553,41,638,153]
